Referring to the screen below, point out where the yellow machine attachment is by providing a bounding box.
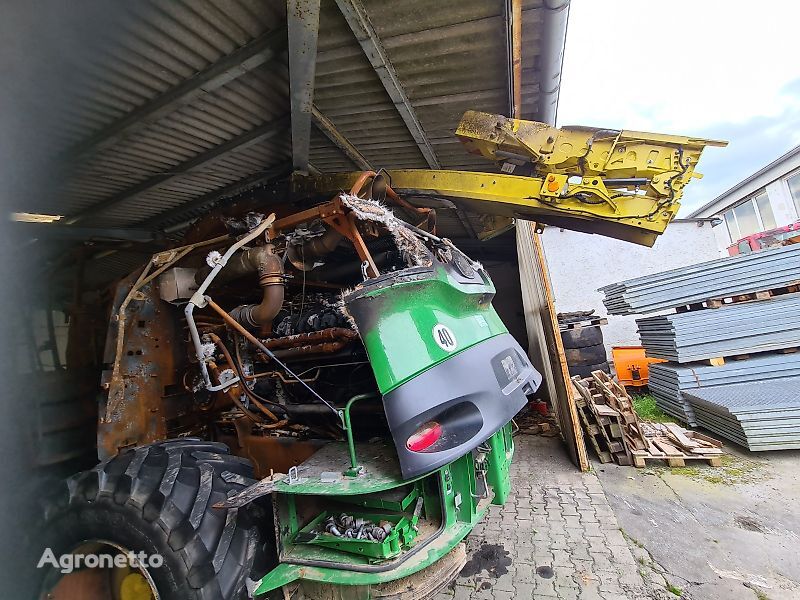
[294,110,726,246]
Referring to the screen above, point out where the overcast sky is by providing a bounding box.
[557,1,800,215]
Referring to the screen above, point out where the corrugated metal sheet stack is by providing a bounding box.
[599,244,800,448]
[648,353,800,425]
[683,379,800,450]
[635,295,800,363]
[598,244,800,314]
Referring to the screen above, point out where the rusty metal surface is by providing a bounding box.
[262,328,358,350]
[97,272,181,459]
[220,417,327,478]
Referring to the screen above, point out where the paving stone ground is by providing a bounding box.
[436,434,672,600]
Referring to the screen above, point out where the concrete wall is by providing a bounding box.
[540,222,719,354]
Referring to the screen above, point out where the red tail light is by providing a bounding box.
[406,422,442,452]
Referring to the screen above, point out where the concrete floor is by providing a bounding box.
[595,441,800,600]
[438,432,800,600]
[437,434,670,600]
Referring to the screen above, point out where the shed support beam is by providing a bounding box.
[311,105,373,171]
[62,27,287,163]
[16,224,161,243]
[288,0,321,174]
[65,115,290,224]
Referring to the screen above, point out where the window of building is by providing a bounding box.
[733,200,759,237]
[723,211,740,241]
[754,192,777,230]
[788,171,800,216]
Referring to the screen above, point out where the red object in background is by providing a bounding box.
[531,400,548,416]
[727,220,800,256]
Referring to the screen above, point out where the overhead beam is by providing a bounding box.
[288,0,321,174]
[311,105,373,170]
[505,0,523,119]
[62,26,287,163]
[335,0,440,170]
[65,115,290,224]
[138,161,292,230]
[16,223,161,243]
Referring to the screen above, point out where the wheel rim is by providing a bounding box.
[42,540,159,600]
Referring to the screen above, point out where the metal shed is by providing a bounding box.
[6,0,585,469]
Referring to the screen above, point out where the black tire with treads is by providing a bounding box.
[560,326,604,349]
[34,439,269,600]
[568,361,610,378]
[564,343,608,366]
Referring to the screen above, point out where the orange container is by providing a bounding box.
[611,346,666,387]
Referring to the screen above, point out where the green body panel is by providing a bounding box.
[485,421,515,505]
[270,439,427,496]
[255,424,515,595]
[346,264,507,394]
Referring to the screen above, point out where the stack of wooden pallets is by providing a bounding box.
[572,372,724,468]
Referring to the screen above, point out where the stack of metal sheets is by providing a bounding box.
[683,379,800,450]
[635,294,800,362]
[599,244,800,315]
[649,353,800,425]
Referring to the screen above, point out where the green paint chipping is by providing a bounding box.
[666,582,682,596]
[631,393,675,423]
[668,454,764,485]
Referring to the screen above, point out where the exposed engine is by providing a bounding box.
[95,170,537,482]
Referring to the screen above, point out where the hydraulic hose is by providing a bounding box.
[207,332,284,423]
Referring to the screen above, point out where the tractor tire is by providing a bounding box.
[34,439,269,600]
[568,361,610,379]
[560,326,604,349]
[564,343,608,366]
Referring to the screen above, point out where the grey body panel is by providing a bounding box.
[383,333,541,479]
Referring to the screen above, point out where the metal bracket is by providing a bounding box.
[213,472,286,509]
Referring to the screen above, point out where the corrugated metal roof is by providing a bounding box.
[31,0,558,286]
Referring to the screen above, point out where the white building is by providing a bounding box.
[689,145,800,253]
[541,221,720,353]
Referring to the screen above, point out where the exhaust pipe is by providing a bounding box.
[224,244,285,332]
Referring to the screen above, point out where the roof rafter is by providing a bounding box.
[65,115,290,224]
[335,0,479,239]
[62,26,288,163]
[334,0,440,170]
[312,105,373,171]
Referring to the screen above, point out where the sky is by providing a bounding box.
[557,0,800,215]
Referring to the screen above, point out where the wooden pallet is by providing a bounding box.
[630,451,723,468]
[571,376,631,465]
[674,281,800,314]
[697,346,800,367]
[559,317,608,331]
[572,372,726,469]
[574,397,613,464]
[633,422,724,468]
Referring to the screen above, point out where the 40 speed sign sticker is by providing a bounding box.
[432,323,457,352]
